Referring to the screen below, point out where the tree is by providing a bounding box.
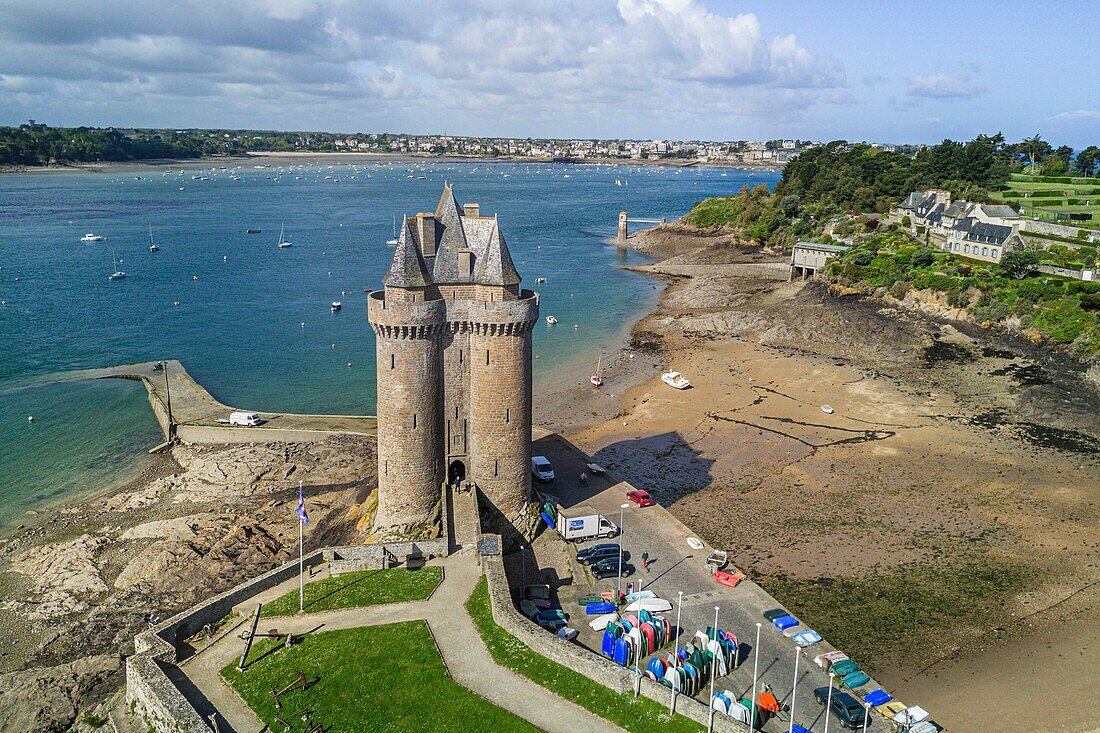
[1077,146,1100,177]
[912,248,936,267]
[999,249,1040,279]
[779,194,800,218]
[1020,134,1051,173]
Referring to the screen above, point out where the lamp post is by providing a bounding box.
[862,702,871,733]
[520,545,526,591]
[669,590,683,714]
[824,672,835,733]
[750,622,761,730]
[707,605,719,733]
[788,646,801,733]
[616,503,630,596]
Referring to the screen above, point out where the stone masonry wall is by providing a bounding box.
[481,549,741,732]
[468,328,533,517]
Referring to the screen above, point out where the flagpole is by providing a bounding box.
[298,480,304,613]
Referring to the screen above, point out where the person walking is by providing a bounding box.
[641,551,650,573]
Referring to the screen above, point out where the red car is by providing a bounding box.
[627,489,656,507]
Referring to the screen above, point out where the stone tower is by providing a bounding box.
[367,185,539,529]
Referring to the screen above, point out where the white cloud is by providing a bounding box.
[0,0,844,134]
[907,72,984,99]
[1054,109,1100,121]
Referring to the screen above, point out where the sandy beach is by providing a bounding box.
[554,224,1100,732]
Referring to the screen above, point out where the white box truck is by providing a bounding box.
[555,505,619,542]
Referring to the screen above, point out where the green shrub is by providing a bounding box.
[911,248,936,268]
[1031,299,1092,342]
[1081,293,1100,311]
[912,273,965,292]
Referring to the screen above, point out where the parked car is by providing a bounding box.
[813,687,866,730]
[531,455,555,482]
[576,544,629,566]
[590,557,632,580]
[626,489,655,507]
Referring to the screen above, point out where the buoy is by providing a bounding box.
[301,322,305,328]
[28,416,33,422]
[347,362,352,367]
[223,255,227,262]
[331,344,336,349]
[192,275,198,281]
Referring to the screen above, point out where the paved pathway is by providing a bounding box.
[179,551,624,733]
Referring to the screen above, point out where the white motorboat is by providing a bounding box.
[81,233,105,242]
[661,371,691,390]
[545,315,558,324]
[277,223,292,248]
[591,354,603,387]
[331,301,342,312]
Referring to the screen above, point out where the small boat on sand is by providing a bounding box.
[591,354,603,387]
[661,371,690,389]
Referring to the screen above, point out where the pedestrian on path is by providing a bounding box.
[641,551,650,573]
[579,471,588,485]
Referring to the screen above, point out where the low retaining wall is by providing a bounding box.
[127,547,333,732]
[481,542,742,733]
[1022,219,1098,242]
[325,538,449,574]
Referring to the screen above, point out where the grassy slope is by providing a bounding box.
[222,622,541,732]
[261,566,443,617]
[465,575,704,733]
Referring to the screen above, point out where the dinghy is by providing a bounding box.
[588,612,619,631]
[624,590,655,603]
[625,598,673,613]
[557,627,578,641]
[585,602,618,615]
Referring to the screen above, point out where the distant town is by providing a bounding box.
[0,120,921,168]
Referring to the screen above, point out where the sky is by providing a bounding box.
[0,0,1098,147]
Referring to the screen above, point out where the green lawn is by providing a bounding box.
[222,622,540,732]
[465,576,704,733]
[261,567,442,617]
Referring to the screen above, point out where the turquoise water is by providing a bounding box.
[0,162,779,517]
[0,378,163,530]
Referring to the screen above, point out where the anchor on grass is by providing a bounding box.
[270,670,317,709]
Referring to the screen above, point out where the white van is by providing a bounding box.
[229,411,263,426]
[531,455,555,482]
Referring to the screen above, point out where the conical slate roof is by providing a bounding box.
[476,217,521,286]
[384,217,433,288]
[433,183,468,282]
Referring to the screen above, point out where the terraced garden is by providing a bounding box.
[993,173,1100,227]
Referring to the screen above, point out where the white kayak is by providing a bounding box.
[625,598,673,613]
[588,612,620,631]
[625,590,656,603]
[687,537,705,550]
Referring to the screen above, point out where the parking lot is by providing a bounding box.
[510,429,895,732]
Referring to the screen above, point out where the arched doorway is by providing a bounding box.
[448,460,466,488]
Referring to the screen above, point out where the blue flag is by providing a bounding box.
[296,481,309,525]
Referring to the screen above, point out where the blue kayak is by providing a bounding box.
[585,602,618,615]
[540,511,556,528]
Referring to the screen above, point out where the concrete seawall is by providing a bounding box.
[50,359,377,444]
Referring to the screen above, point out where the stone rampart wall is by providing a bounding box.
[175,424,373,444]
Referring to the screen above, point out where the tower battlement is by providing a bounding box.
[367,186,539,529]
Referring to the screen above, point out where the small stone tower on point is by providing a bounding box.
[367,185,539,529]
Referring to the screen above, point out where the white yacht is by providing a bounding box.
[81,233,105,242]
[277,224,292,248]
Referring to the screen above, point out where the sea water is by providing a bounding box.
[0,162,778,519]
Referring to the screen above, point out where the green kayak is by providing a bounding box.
[578,594,605,606]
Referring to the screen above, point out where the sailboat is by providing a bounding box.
[277,224,292,248]
[148,225,159,252]
[590,354,603,387]
[386,214,399,246]
[108,249,125,280]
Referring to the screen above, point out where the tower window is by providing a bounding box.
[454,406,459,419]
[384,460,388,476]
[505,408,510,423]
[459,349,463,364]
[494,459,499,476]
[485,350,490,365]
[390,353,395,369]
[412,413,417,429]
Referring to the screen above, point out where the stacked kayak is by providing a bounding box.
[601,612,671,668]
